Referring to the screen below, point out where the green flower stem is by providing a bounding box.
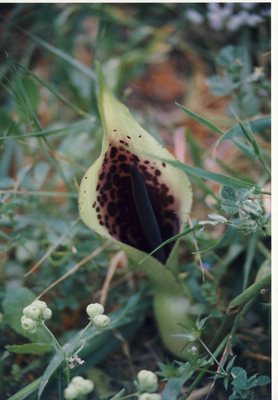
[42,322,63,354]
[257,240,271,260]
[76,320,94,344]
[209,271,270,353]
[228,273,270,314]
[112,394,139,400]
[41,322,70,383]
[65,362,70,386]
[123,224,203,358]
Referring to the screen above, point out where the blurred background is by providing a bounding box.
[0,3,271,399]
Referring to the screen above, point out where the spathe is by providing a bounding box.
[79,63,192,265]
[79,63,194,357]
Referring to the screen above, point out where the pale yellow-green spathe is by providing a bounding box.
[79,62,194,357]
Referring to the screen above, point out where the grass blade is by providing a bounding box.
[15,60,95,121]
[176,102,225,136]
[19,28,96,82]
[237,120,271,177]
[0,120,92,140]
[221,116,271,141]
[7,378,41,400]
[164,159,270,195]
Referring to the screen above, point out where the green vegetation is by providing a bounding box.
[0,4,270,400]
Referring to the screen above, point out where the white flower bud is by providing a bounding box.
[42,307,52,320]
[64,383,78,400]
[71,376,85,385]
[86,303,104,318]
[32,300,47,312]
[23,300,49,322]
[138,394,161,400]
[23,304,41,320]
[137,370,158,393]
[70,376,94,395]
[92,314,110,330]
[21,316,37,333]
[79,379,94,395]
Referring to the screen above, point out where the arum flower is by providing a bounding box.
[79,63,193,357]
[79,63,192,265]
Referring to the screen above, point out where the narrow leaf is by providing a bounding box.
[6,343,53,354]
[176,103,225,135]
[38,351,64,398]
[21,28,96,82]
[220,116,271,141]
[7,378,41,400]
[163,159,269,195]
[109,389,126,400]
[0,120,91,140]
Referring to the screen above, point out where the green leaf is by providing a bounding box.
[0,110,15,134]
[208,75,237,96]
[162,376,189,400]
[21,77,40,112]
[195,226,238,254]
[231,367,248,389]
[6,378,41,400]
[22,28,96,82]
[221,186,237,201]
[176,103,224,136]
[109,389,126,400]
[6,343,53,354]
[195,317,208,331]
[2,287,36,338]
[163,159,268,195]
[214,116,271,172]
[226,356,237,373]
[15,60,94,121]
[248,375,270,388]
[222,199,238,214]
[0,120,91,140]
[38,350,65,399]
[220,116,271,142]
[2,287,51,343]
[216,45,244,67]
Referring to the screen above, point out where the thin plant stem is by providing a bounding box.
[198,338,226,374]
[42,322,64,355]
[181,335,228,399]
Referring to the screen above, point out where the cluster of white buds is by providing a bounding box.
[137,370,161,400]
[21,300,52,334]
[64,376,94,400]
[86,303,110,330]
[138,394,161,400]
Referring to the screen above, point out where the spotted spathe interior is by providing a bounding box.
[90,137,181,263]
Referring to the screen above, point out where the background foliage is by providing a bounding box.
[0,3,271,400]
